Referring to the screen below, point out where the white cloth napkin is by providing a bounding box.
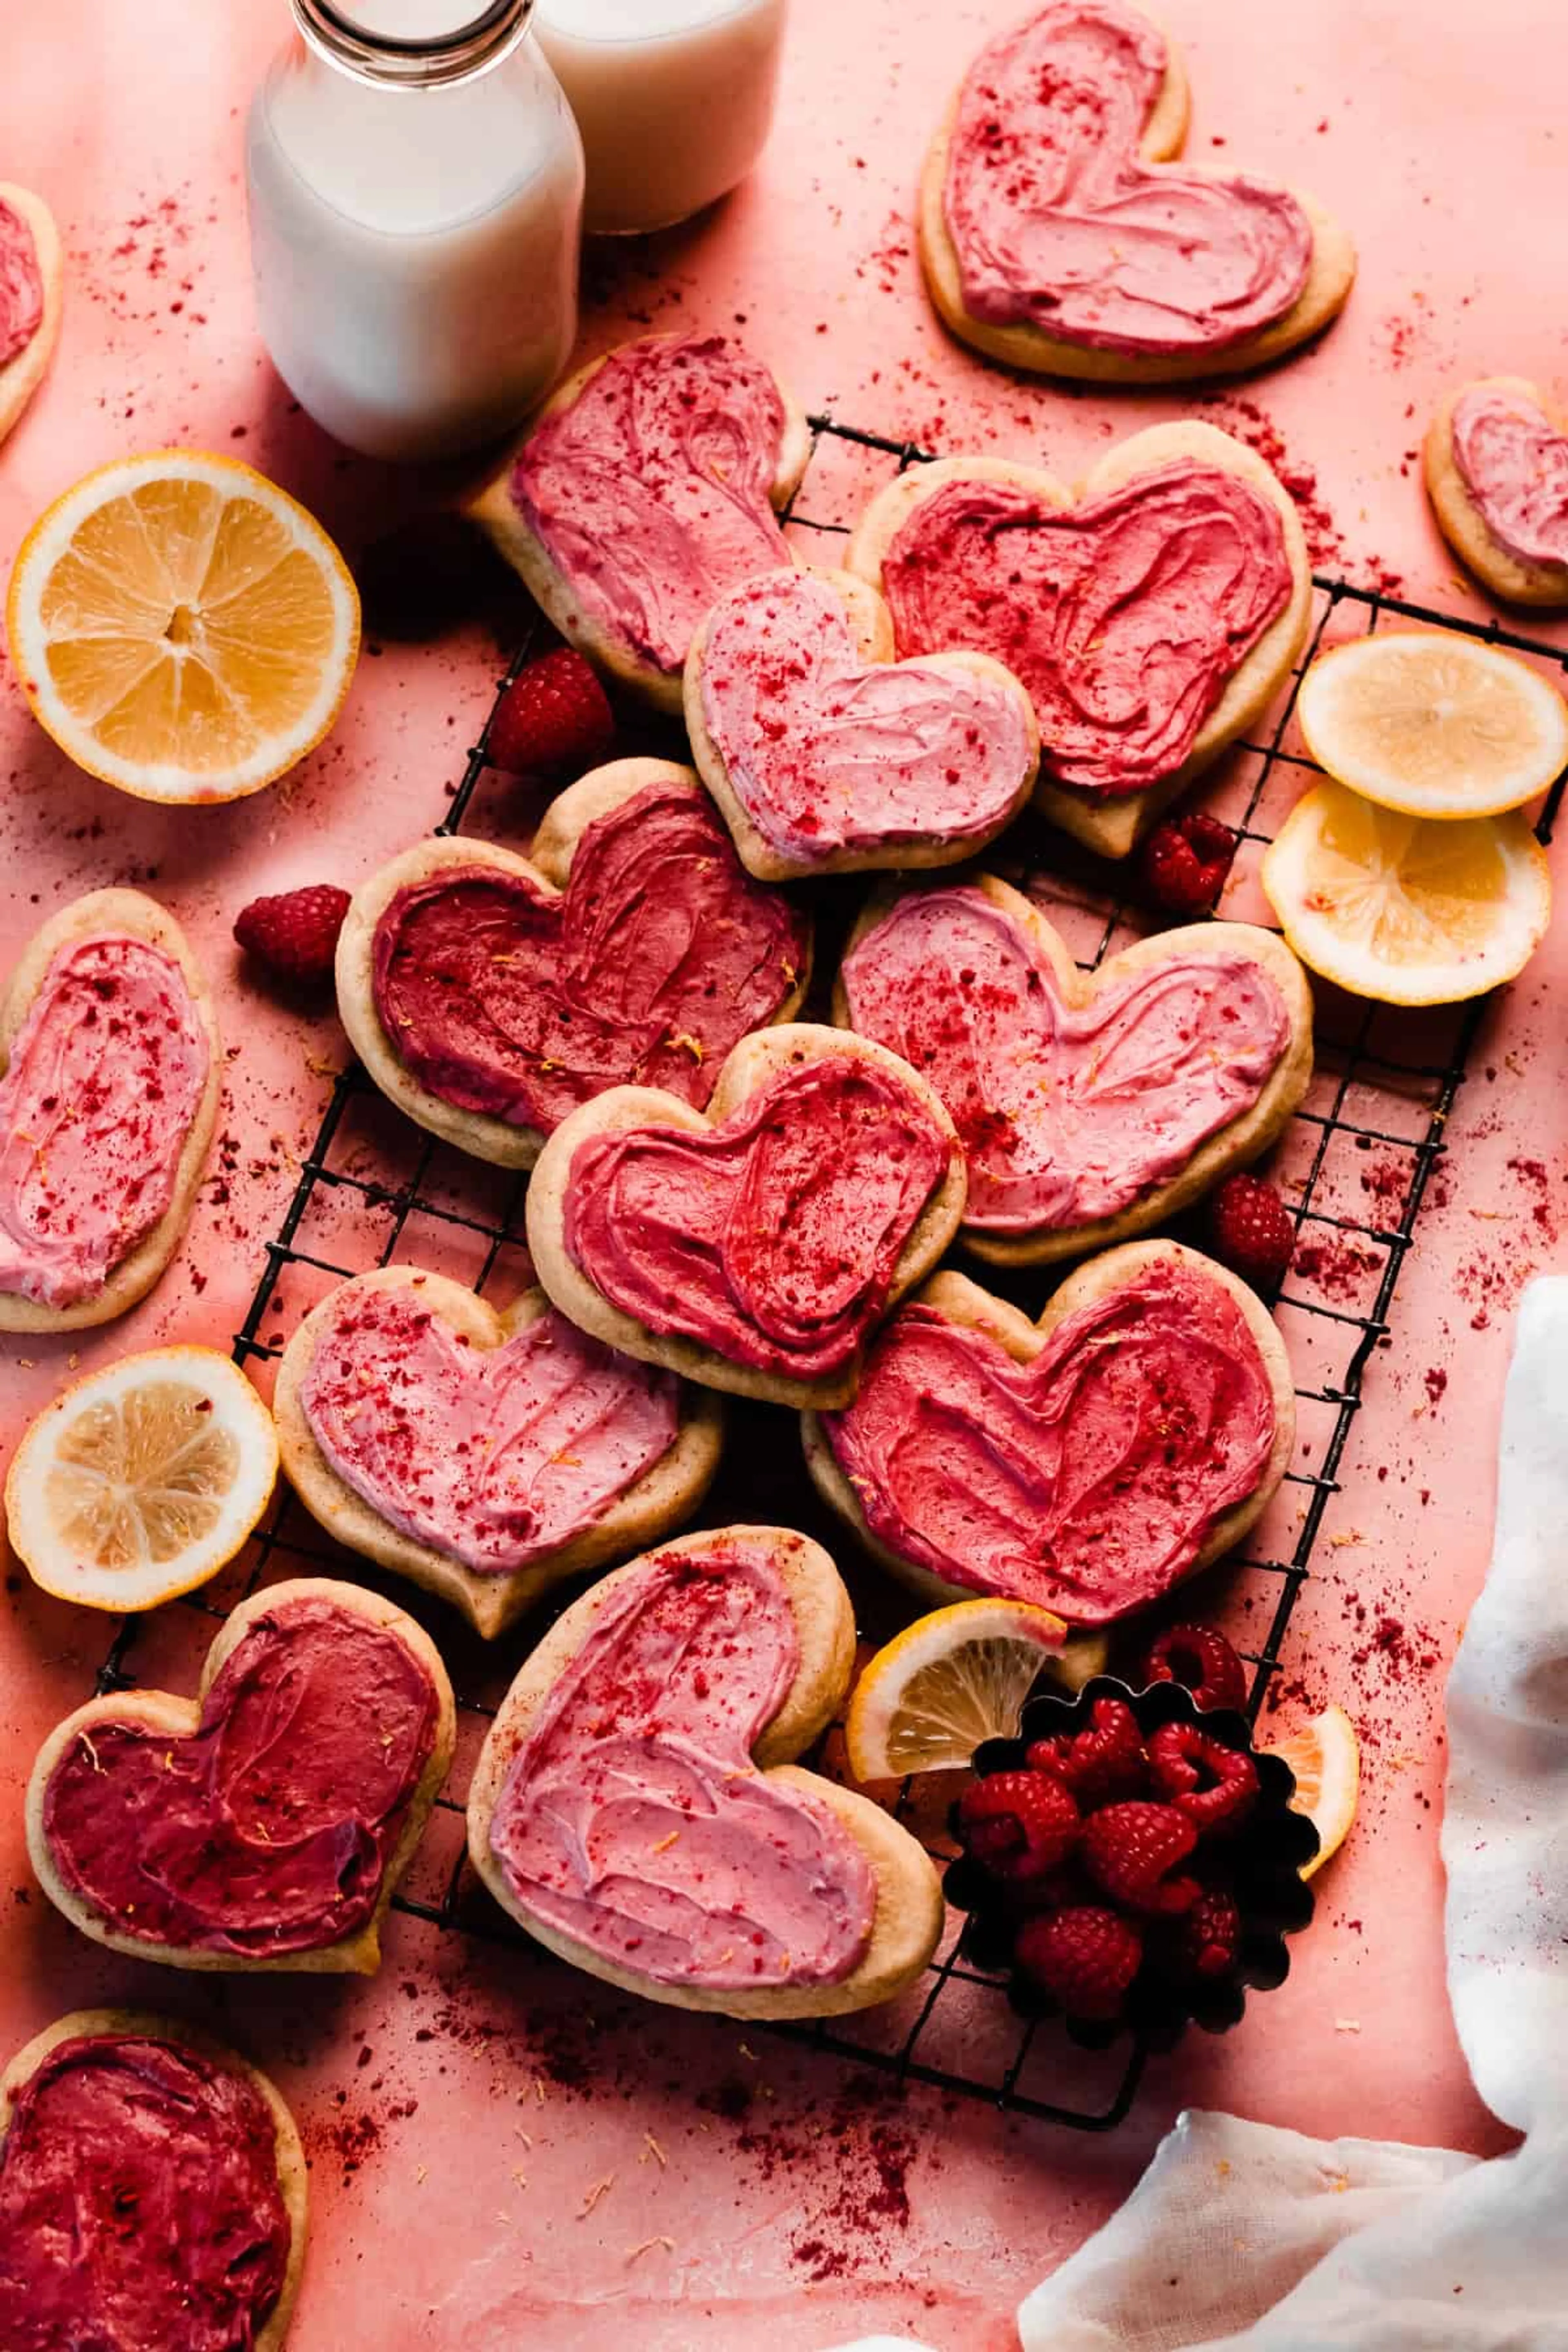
[823,1275,1568,2352]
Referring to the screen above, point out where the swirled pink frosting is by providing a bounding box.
[840,886,1290,1233]
[697,570,1034,861]
[942,0,1312,355]
[299,1283,680,1573]
[880,463,1293,797]
[487,1539,876,1991]
[1451,388,1568,570]
[824,1263,1277,1621]
[0,197,42,369]
[512,332,792,675]
[0,935,209,1308]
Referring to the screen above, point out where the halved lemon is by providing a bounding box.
[5,450,360,802]
[1297,632,1568,818]
[6,1348,278,1610]
[1261,780,1550,1004]
[1264,1704,1360,1878]
[844,1598,1070,1781]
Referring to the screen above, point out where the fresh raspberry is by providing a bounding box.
[1141,1622,1250,1715]
[1081,1802,1200,1916]
[1207,1172,1295,1291]
[1147,1721,1260,1835]
[485,648,615,778]
[234,884,351,987]
[1015,1905,1144,2021]
[958,1771,1079,1884]
[1139,811,1237,918]
[1027,1697,1147,1808]
[1171,1885,1242,1980]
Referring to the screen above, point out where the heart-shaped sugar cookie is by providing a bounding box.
[28,1579,454,1973]
[837,873,1312,1265]
[0,2011,305,2352]
[920,0,1355,382]
[337,760,811,1167]
[527,1025,967,1409]
[806,1241,1294,1622]
[467,330,811,708]
[685,567,1038,879]
[1425,376,1568,607]
[847,423,1312,857]
[467,1526,944,2016]
[275,1269,722,1638]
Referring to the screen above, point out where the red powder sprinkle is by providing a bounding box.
[1424,1367,1448,1407]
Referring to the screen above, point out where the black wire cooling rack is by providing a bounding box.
[90,412,1568,2132]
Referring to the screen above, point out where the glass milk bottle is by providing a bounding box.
[246,0,584,461]
[535,0,786,236]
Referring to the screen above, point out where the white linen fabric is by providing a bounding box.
[822,1276,1568,2352]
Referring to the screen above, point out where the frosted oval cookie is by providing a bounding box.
[0,2011,306,2352]
[275,1268,723,1638]
[805,1240,1294,1621]
[837,873,1313,1266]
[526,1024,967,1410]
[337,759,811,1168]
[684,566,1038,879]
[468,1525,944,2018]
[27,1579,454,1974]
[0,889,220,1332]
[847,424,1311,858]
[919,0,1355,383]
[1425,376,1568,607]
[466,330,811,710]
[0,183,62,445]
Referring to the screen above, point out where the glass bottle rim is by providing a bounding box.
[293,0,534,86]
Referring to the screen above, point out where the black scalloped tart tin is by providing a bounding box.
[944,1675,1319,2052]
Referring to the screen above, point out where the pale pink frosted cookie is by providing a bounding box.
[804,1241,1294,1620]
[467,1525,944,2018]
[0,183,62,444]
[684,566,1038,880]
[1425,376,1568,606]
[466,330,811,710]
[919,0,1354,383]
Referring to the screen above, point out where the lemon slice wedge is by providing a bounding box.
[1297,631,1568,818]
[6,450,359,802]
[1261,779,1550,1004]
[6,1348,278,1611]
[1263,1704,1360,1878]
[844,1598,1071,1781]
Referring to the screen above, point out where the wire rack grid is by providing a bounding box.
[88,412,1568,2133]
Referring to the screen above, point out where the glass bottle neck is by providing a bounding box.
[291,0,535,87]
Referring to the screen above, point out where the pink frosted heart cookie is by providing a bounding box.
[1426,376,1568,607]
[0,183,62,444]
[685,566,1038,879]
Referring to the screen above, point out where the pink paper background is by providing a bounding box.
[3,3,1567,2345]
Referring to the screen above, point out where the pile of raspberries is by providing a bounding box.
[957,1625,1257,2026]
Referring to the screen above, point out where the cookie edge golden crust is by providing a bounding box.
[464,333,813,711]
[0,2007,308,2352]
[844,423,1314,858]
[274,1270,724,1637]
[524,1022,969,1409]
[802,1236,1295,1617]
[835,873,1314,1265]
[683,564,1040,880]
[0,888,221,1332]
[0,184,63,447]
[466,1525,945,2017]
[25,1577,455,1975]
[915,12,1355,385]
[335,759,811,1168]
[1423,376,1568,608]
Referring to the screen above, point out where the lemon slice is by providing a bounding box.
[6,1348,278,1610]
[1261,780,1550,1004]
[1264,1704,1360,1878]
[1297,632,1568,818]
[5,450,360,802]
[844,1598,1070,1781]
